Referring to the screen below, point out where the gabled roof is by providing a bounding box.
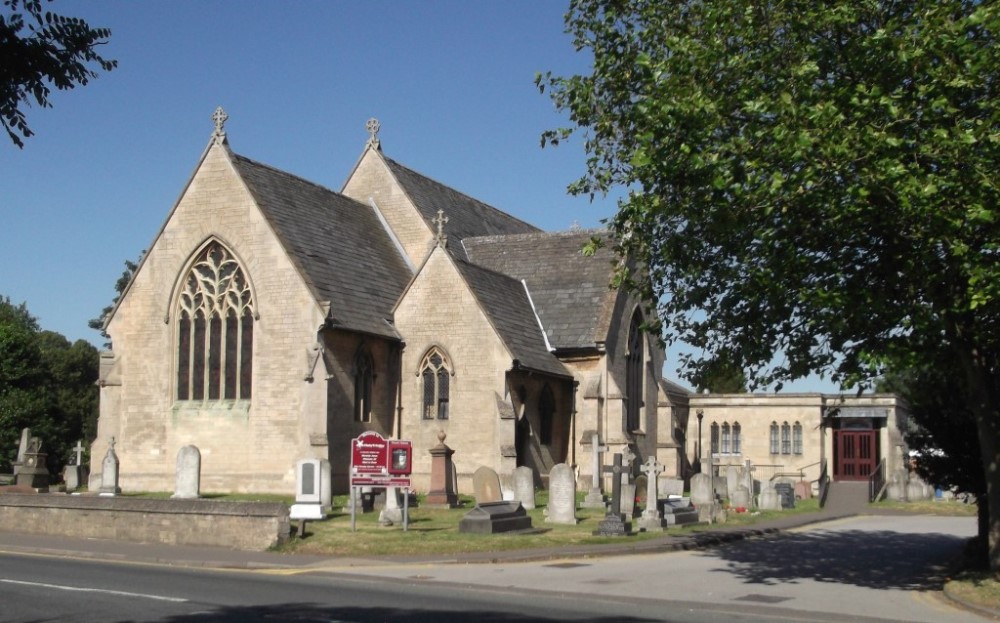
[462,230,619,350]
[232,154,411,339]
[452,257,571,379]
[382,157,540,259]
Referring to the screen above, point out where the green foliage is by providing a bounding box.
[0,296,98,473]
[542,0,1000,567]
[0,0,117,148]
[691,354,747,393]
[540,0,1000,392]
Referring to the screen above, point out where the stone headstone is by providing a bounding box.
[379,486,404,526]
[726,465,741,499]
[99,438,121,495]
[658,478,684,499]
[794,480,811,500]
[458,501,532,534]
[512,466,535,510]
[425,431,458,508]
[638,456,665,532]
[621,482,637,517]
[774,481,795,509]
[545,463,577,525]
[758,482,782,510]
[296,458,322,504]
[690,472,713,506]
[172,445,201,499]
[660,497,700,526]
[472,466,503,505]
[731,485,751,510]
[16,437,49,490]
[593,453,632,536]
[582,436,608,509]
[12,427,31,475]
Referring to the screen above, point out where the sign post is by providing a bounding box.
[349,432,412,531]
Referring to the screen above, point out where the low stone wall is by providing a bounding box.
[0,494,291,550]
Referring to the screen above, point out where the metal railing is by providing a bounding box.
[868,458,887,503]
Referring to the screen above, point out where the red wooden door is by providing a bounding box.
[835,430,877,480]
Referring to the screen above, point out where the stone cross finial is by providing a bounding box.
[433,209,449,248]
[72,440,85,466]
[366,117,381,150]
[211,107,229,145]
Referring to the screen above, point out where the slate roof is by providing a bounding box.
[453,258,571,378]
[462,230,619,351]
[383,157,540,259]
[232,154,411,339]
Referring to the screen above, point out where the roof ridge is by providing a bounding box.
[463,228,609,245]
[384,156,541,232]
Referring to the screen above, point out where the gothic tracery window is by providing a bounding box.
[781,421,792,455]
[420,348,451,420]
[176,242,254,401]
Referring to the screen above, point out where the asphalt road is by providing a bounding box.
[0,514,987,623]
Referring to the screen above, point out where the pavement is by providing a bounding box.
[0,505,867,571]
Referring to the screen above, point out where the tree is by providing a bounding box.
[0,296,98,474]
[540,1,1000,568]
[1,0,116,148]
[690,354,747,394]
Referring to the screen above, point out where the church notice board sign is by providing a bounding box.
[349,431,412,488]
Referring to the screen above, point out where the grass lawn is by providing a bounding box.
[276,492,823,558]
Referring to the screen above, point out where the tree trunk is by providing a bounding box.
[960,346,1000,572]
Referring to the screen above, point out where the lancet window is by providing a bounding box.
[421,348,451,420]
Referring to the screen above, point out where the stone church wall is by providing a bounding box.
[92,145,328,494]
[394,249,512,494]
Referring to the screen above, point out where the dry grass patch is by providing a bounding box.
[871,498,977,516]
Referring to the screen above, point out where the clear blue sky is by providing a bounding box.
[1,1,841,393]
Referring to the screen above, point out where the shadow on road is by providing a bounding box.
[702,528,965,590]
[155,602,661,623]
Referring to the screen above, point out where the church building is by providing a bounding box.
[91,110,683,495]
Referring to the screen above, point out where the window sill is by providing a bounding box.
[172,400,251,419]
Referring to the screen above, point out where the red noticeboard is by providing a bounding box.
[350,431,411,487]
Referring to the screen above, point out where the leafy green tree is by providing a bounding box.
[691,354,747,393]
[540,1,1000,568]
[1,0,117,148]
[0,297,98,474]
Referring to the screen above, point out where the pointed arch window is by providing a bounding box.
[732,422,742,455]
[769,422,779,454]
[710,422,719,455]
[354,348,374,422]
[625,309,643,432]
[781,422,792,455]
[793,421,803,455]
[420,348,451,420]
[721,422,731,454]
[539,384,555,446]
[176,242,254,401]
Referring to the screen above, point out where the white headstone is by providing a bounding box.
[472,466,503,505]
[295,458,323,504]
[172,445,201,499]
[99,437,120,495]
[758,482,782,510]
[690,472,713,506]
[545,463,577,525]
[512,465,535,510]
[658,478,684,498]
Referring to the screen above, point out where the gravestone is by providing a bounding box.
[726,465,741,500]
[621,480,637,518]
[458,501,532,534]
[512,466,535,510]
[658,478,684,499]
[731,485,751,510]
[544,463,577,524]
[793,480,811,500]
[12,427,30,475]
[62,439,87,492]
[774,481,795,509]
[472,466,503,505]
[379,486,403,526]
[690,472,713,506]
[659,497,700,526]
[172,445,201,499]
[425,431,458,507]
[593,453,632,536]
[15,437,49,491]
[637,456,665,532]
[99,438,121,495]
[291,458,329,528]
[758,482,782,510]
[582,435,608,509]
